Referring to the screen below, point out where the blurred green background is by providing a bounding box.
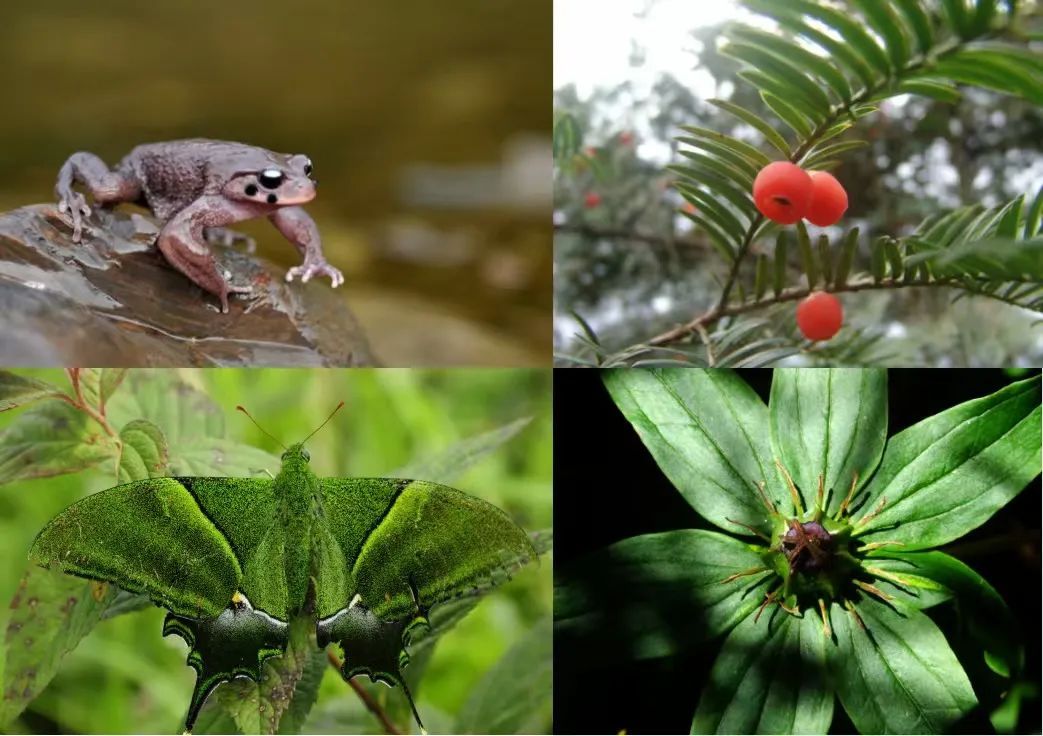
[0,368,552,734]
[0,0,551,366]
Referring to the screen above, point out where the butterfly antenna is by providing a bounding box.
[236,405,288,451]
[302,401,346,444]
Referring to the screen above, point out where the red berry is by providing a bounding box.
[804,171,848,227]
[584,192,602,209]
[752,162,813,225]
[796,292,843,341]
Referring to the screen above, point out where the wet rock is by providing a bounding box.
[0,205,375,366]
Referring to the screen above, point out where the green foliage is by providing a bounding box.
[555,0,1043,366]
[0,369,551,735]
[556,368,1041,734]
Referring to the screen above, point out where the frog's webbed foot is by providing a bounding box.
[204,227,257,254]
[286,259,345,288]
[56,190,93,243]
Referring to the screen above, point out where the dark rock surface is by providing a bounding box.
[0,205,375,366]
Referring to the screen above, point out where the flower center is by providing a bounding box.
[780,519,834,574]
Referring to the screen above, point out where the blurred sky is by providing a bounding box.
[554,0,740,96]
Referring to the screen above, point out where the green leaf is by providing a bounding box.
[117,419,169,483]
[390,417,530,485]
[107,373,279,476]
[868,551,1023,680]
[728,26,852,104]
[454,616,552,734]
[851,0,909,70]
[761,91,814,139]
[770,369,888,516]
[895,80,963,104]
[0,567,116,726]
[0,371,64,412]
[817,234,834,285]
[834,228,860,288]
[691,610,833,734]
[98,369,128,413]
[722,42,833,118]
[554,530,772,663]
[801,140,870,171]
[603,368,780,535]
[678,127,773,168]
[796,221,819,288]
[754,254,769,301]
[773,232,789,296]
[553,113,582,164]
[0,401,116,484]
[831,598,977,734]
[708,98,790,156]
[742,0,877,91]
[213,617,322,736]
[893,0,934,55]
[871,237,887,282]
[857,377,1041,548]
[785,0,892,79]
[940,0,972,38]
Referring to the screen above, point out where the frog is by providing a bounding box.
[54,139,344,312]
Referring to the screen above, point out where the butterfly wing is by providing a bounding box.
[315,478,536,729]
[30,476,288,731]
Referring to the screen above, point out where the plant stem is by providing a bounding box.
[327,650,402,735]
[644,275,1032,348]
[54,379,118,441]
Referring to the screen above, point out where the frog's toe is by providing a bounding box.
[56,194,92,243]
[286,262,344,288]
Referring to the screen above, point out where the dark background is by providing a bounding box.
[553,368,1042,734]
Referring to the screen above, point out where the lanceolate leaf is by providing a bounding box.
[770,369,888,516]
[856,377,1041,548]
[454,615,552,735]
[0,371,63,412]
[691,610,833,735]
[831,598,977,734]
[0,401,116,484]
[869,551,1023,680]
[555,530,771,664]
[390,417,532,484]
[0,568,116,726]
[603,369,780,536]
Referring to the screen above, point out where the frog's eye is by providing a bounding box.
[304,161,313,176]
[258,169,284,189]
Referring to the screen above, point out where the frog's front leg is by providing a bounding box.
[269,207,345,287]
[54,152,141,243]
[157,197,253,313]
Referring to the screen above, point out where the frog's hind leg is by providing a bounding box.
[158,201,252,312]
[54,152,141,242]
